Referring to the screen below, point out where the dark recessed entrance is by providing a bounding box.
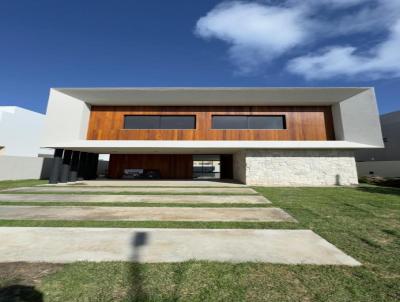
[108,154,233,180]
[108,154,192,179]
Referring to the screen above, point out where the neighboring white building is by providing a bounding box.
[41,87,384,186]
[0,106,53,180]
[356,110,400,178]
[0,106,48,157]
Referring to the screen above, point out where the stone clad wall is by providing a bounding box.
[241,150,358,186]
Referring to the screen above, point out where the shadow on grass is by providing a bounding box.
[171,262,190,302]
[127,232,148,302]
[126,232,190,301]
[0,285,43,302]
[356,185,400,197]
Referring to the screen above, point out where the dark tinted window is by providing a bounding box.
[124,115,195,129]
[212,115,285,129]
[248,116,285,129]
[212,116,248,129]
[124,116,160,129]
[160,116,195,129]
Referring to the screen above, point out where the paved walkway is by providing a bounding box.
[0,194,270,204]
[0,182,362,265]
[0,227,361,265]
[3,187,257,195]
[43,180,246,187]
[0,206,295,222]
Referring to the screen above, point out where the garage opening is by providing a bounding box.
[107,154,233,180]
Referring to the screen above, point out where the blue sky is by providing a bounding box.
[0,0,399,114]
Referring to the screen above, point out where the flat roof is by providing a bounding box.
[54,87,370,106]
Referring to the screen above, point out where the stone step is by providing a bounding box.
[0,227,361,265]
[2,187,257,195]
[0,206,294,222]
[0,194,270,204]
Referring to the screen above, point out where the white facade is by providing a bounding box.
[42,87,384,151]
[0,155,53,181]
[0,106,50,157]
[0,106,55,180]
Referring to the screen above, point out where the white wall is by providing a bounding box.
[0,156,52,180]
[42,88,383,150]
[332,89,383,147]
[356,111,400,161]
[42,89,91,146]
[357,161,400,178]
[0,106,50,157]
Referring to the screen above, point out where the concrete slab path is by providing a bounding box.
[0,205,294,222]
[3,187,257,195]
[0,194,270,204]
[43,180,246,187]
[0,227,361,265]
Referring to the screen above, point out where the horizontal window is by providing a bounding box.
[212,115,286,130]
[124,115,196,129]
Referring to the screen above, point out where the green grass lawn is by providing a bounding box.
[0,179,46,190]
[0,185,399,301]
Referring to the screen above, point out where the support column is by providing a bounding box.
[77,152,87,180]
[84,153,99,180]
[69,151,80,182]
[90,153,99,180]
[60,150,72,183]
[83,153,92,180]
[49,149,63,184]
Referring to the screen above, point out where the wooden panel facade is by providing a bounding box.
[87,106,335,141]
[108,154,193,179]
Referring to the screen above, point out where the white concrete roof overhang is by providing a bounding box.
[46,140,379,154]
[54,87,370,106]
[42,87,384,151]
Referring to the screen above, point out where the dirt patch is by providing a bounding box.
[0,262,64,287]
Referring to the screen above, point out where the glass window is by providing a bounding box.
[124,115,195,129]
[160,116,195,129]
[192,155,221,179]
[212,116,248,129]
[124,116,160,129]
[248,116,285,129]
[212,115,285,129]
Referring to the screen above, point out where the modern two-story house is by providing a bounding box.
[42,87,383,186]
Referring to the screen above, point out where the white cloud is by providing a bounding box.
[287,20,400,79]
[290,0,370,9]
[195,0,400,79]
[195,1,310,73]
[319,0,400,36]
